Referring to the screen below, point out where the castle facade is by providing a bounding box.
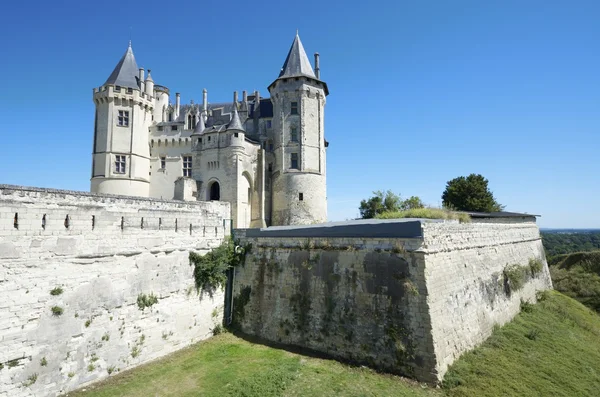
[91,34,329,228]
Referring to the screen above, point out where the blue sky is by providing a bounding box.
[1,0,598,228]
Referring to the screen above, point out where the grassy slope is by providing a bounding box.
[67,292,600,397]
[443,291,600,397]
[548,251,600,312]
[65,333,438,397]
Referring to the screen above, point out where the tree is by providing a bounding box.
[441,174,504,212]
[359,191,424,219]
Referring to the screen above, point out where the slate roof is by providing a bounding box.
[227,105,245,131]
[278,33,316,79]
[104,42,140,89]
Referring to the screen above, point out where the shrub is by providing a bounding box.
[88,364,95,372]
[85,319,92,327]
[40,357,47,366]
[212,324,223,336]
[189,237,248,295]
[107,366,116,375]
[131,346,140,358]
[504,264,527,292]
[137,293,159,310]
[376,208,471,223]
[51,306,64,316]
[520,300,534,313]
[526,329,540,340]
[529,258,544,275]
[50,287,64,296]
[24,373,38,387]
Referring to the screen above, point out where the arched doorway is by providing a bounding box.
[209,181,220,201]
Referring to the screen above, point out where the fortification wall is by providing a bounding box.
[0,185,230,397]
[421,222,552,378]
[232,219,552,383]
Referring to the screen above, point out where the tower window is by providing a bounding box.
[127,87,133,94]
[115,155,126,174]
[290,126,298,142]
[290,153,298,169]
[160,156,166,169]
[268,162,273,172]
[171,125,177,131]
[268,140,273,151]
[183,156,192,177]
[266,120,272,128]
[158,126,163,131]
[115,86,121,92]
[168,113,173,122]
[117,110,129,127]
[234,133,239,137]
[299,193,303,201]
[291,102,298,115]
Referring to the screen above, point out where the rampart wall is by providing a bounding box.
[0,185,230,397]
[231,219,553,383]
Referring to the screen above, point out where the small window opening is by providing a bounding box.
[13,213,18,229]
[121,216,124,230]
[234,132,239,137]
[141,217,144,229]
[268,162,273,172]
[64,215,70,229]
[42,214,46,230]
[160,156,166,169]
[291,153,299,169]
[291,101,298,115]
[175,218,178,232]
[158,217,162,230]
[171,125,177,131]
[299,193,304,201]
[189,223,193,235]
[92,215,95,230]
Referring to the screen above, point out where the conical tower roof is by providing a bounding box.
[193,109,206,134]
[104,42,140,89]
[278,33,315,79]
[227,104,244,132]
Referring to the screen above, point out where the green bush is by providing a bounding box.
[529,258,544,275]
[376,208,471,223]
[189,237,248,295]
[51,306,64,316]
[137,293,159,310]
[50,286,64,296]
[504,264,527,292]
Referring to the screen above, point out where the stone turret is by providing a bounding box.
[91,42,153,197]
[268,33,328,225]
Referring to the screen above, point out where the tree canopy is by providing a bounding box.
[359,191,424,219]
[441,174,504,213]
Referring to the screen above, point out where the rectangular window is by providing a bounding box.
[291,102,298,115]
[183,156,192,177]
[234,133,239,137]
[290,153,298,169]
[171,125,177,131]
[290,126,298,142]
[160,156,166,169]
[266,120,272,128]
[299,193,303,201]
[115,86,121,92]
[115,155,126,174]
[127,87,133,94]
[268,162,273,172]
[117,110,129,127]
[158,126,163,131]
[268,141,273,151]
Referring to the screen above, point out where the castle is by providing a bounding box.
[90,33,329,229]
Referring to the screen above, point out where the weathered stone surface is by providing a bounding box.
[0,186,230,397]
[233,220,553,383]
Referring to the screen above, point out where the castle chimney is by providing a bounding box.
[314,53,320,79]
[233,91,238,106]
[202,89,208,113]
[138,68,145,90]
[175,93,181,118]
[254,90,260,105]
[242,90,247,102]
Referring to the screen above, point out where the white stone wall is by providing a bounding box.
[0,186,230,397]
[148,129,193,200]
[421,222,552,380]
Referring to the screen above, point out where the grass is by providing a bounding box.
[66,292,600,397]
[66,333,438,397]
[376,208,471,223]
[548,251,600,312]
[443,291,600,397]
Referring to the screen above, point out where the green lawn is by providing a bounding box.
[67,291,600,397]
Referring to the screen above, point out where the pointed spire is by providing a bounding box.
[278,33,316,79]
[227,103,244,132]
[193,109,206,134]
[104,43,140,89]
[145,69,153,82]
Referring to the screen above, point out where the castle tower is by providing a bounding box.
[90,42,154,197]
[268,33,329,225]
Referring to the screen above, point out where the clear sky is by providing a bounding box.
[0,0,598,228]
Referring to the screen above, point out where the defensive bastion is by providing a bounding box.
[0,184,552,395]
[232,217,553,383]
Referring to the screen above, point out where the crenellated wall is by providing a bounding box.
[0,185,230,397]
[231,218,553,383]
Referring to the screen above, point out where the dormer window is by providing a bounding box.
[187,114,197,130]
[291,102,298,115]
[117,110,129,127]
[290,126,298,142]
[168,113,173,122]
[115,86,121,92]
[127,87,133,94]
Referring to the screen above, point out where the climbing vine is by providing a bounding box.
[189,237,249,294]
